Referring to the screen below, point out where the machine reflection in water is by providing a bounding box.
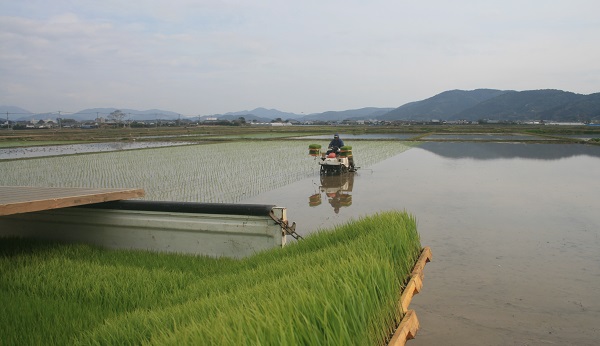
[308,174,354,214]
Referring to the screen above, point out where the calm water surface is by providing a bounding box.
[297,133,418,140]
[423,133,548,141]
[242,142,600,345]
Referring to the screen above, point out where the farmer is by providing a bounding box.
[327,134,344,155]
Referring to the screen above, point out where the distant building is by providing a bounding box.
[545,122,586,126]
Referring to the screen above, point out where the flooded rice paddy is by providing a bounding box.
[0,141,414,201]
[241,142,600,345]
[0,141,195,160]
[1,138,599,345]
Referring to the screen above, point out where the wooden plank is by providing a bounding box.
[389,247,432,345]
[400,275,422,313]
[411,246,432,281]
[398,247,432,313]
[388,310,420,346]
[0,186,144,216]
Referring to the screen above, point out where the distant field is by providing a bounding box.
[2,124,599,144]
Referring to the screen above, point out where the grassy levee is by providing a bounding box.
[0,211,421,345]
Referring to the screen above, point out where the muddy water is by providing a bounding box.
[241,142,600,345]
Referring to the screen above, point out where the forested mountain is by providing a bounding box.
[378,89,510,121]
[453,90,586,121]
[539,93,600,122]
[377,89,600,122]
[223,93,600,122]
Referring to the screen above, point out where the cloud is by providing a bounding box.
[1,0,599,114]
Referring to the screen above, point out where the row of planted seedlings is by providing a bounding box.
[0,140,416,202]
[0,210,423,345]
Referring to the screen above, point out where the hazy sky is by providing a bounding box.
[1,0,599,116]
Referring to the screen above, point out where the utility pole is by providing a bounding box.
[6,112,10,130]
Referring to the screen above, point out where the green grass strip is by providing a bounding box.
[0,211,421,345]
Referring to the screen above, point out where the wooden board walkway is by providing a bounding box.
[0,186,145,216]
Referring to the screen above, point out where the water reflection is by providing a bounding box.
[423,133,545,141]
[308,174,355,214]
[296,133,417,140]
[419,142,600,160]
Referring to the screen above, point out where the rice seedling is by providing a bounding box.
[0,141,415,202]
[0,211,422,345]
[0,141,85,148]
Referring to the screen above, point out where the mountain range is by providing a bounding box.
[3,89,599,123]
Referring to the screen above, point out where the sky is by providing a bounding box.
[1,0,599,116]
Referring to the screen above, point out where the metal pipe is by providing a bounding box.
[78,200,277,216]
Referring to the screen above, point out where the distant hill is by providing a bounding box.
[70,108,183,121]
[211,107,394,122]
[379,89,510,121]
[221,107,301,120]
[378,89,600,122]
[7,107,184,122]
[202,107,302,123]
[301,107,394,122]
[454,89,586,121]
[0,105,33,120]
[211,113,273,123]
[6,88,600,124]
